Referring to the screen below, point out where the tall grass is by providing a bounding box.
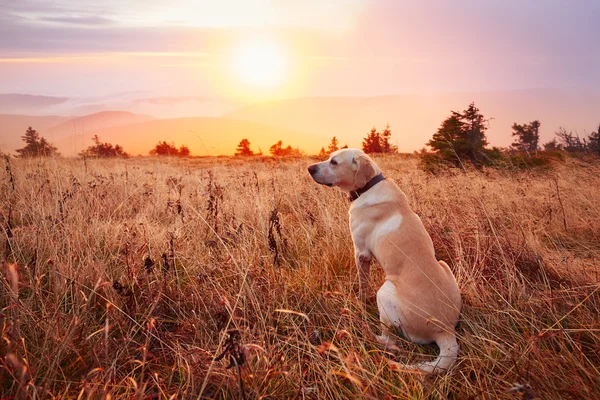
[1,154,599,399]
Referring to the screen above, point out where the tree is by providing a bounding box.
[511,120,540,153]
[80,135,129,158]
[362,126,396,154]
[588,123,600,155]
[461,103,489,166]
[16,126,59,157]
[362,127,383,153]
[269,140,302,156]
[150,141,190,157]
[543,138,563,151]
[327,136,339,153]
[554,127,586,152]
[178,145,190,157]
[318,147,328,157]
[235,138,254,156]
[381,124,397,153]
[427,103,490,168]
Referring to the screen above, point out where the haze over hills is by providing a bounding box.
[46,111,155,138]
[0,111,154,154]
[0,114,71,153]
[0,92,243,119]
[0,94,69,114]
[52,117,320,157]
[1,89,599,156]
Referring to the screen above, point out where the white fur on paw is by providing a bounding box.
[376,335,396,349]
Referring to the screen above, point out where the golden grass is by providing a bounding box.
[1,154,599,399]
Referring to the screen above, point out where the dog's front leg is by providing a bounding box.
[355,249,372,304]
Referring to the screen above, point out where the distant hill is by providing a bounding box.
[0,114,71,153]
[0,94,69,114]
[53,117,321,156]
[0,111,155,155]
[47,111,155,138]
[226,89,600,151]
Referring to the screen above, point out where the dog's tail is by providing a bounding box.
[405,333,459,374]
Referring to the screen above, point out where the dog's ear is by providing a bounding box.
[353,153,376,189]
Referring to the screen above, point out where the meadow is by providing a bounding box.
[1,154,599,399]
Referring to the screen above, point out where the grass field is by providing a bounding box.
[1,154,599,399]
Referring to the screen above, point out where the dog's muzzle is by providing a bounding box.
[307,165,333,187]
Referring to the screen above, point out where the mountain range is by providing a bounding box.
[1,89,598,156]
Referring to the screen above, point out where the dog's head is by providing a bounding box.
[307,148,380,192]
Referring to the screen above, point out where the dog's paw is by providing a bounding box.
[376,334,397,350]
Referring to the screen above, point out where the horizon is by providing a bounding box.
[1,1,599,155]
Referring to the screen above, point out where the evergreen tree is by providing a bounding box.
[555,127,586,152]
[381,124,397,153]
[543,138,562,151]
[588,123,600,155]
[269,140,302,156]
[462,103,489,166]
[427,112,466,166]
[362,127,383,153]
[235,138,254,156]
[328,136,339,153]
[16,126,59,157]
[511,120,540,152]
[427,103,490,168]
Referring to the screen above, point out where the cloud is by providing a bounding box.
[39,16,115,25]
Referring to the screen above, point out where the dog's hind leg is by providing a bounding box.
[375,280,403,349]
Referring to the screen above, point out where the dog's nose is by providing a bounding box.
[308,165,318,175]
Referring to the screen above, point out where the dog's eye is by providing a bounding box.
[330,159,338,166]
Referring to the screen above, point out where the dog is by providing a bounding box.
[308,148,462,373]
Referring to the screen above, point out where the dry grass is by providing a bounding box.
[1,154,599,399]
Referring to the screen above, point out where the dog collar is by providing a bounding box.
[349,172,386,202]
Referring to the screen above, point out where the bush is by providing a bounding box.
[150,141,191,157]
[80,135,129,158]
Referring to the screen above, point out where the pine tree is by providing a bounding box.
[543,138,562,151]
[235,138,254,156]
[362,127,382,153]
[328,136,339,153]
[427,112,465,166]
[511,120,540,153]
[269,141,301,156]
[555,127,586,152]
[381,124,397,153]
[462,103,489,166]
[16,126,59,157]
[588,123,600,155]
[427,103,490,168]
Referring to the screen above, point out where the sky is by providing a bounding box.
[1,0,599,100]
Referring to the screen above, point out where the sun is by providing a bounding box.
[232,39,287,88]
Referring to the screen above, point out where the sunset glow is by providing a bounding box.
[232,39,287,88]
[0,0,599,155]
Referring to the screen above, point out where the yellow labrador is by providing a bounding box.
[308,148,462,373]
